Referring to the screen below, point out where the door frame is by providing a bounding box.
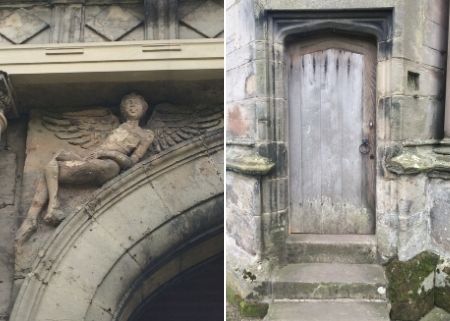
[286,35,377,234]
[260,10,393,260]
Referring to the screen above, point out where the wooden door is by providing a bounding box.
[287,36,376,234]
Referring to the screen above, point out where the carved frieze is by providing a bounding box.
[0,1,223,44]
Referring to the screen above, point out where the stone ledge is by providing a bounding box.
[386,147,450,179]
[226,150,275,176]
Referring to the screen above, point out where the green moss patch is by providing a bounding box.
[385,251,439,321]
[226,285,269,319]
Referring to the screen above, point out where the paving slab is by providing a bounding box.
[420,307,450,321]
[265,301,390,321]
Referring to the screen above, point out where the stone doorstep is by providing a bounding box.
[272,263,387,301]
[286,234,377,264]
[264,301,390,321]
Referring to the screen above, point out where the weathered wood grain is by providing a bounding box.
[287,36,376,234]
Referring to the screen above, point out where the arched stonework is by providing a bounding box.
[10,130,223,321]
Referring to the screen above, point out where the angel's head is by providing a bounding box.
[120,93,149,121]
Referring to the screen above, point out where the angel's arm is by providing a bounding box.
[130,130,155,164]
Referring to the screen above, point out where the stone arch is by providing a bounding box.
[10,130,224,321]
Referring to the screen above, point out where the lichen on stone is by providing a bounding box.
[435,259,450,313]
[226,151,275,176]
[386,148,450,178]
[385,251,439,321]
[226,285,268,319]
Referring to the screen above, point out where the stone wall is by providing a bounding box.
[0,119,27,320]
[226,0,450,300]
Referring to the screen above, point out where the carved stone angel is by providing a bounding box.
[15,93,223,246]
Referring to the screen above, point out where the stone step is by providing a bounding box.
[265,301,390,321]
[272,263,387,300]
[286,234,377,264]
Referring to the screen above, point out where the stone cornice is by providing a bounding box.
[0,39,224,85]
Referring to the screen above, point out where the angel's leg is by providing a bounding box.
[43,151,82,225]
[44,156,61,224]
[15,175,48,247]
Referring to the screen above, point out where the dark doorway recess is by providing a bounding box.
[129,254,224,321]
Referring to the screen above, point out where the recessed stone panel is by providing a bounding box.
[0,9,48,44]
[86,5,142,41]
[181,0,224,38]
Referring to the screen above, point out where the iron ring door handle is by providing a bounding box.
[359,139,370,154]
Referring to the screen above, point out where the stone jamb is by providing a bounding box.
[263,10,394,261]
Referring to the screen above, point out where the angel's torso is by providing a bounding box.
[100,123,147,155]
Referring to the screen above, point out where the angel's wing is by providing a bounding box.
[41,107,120,149]
[146,103,223,154]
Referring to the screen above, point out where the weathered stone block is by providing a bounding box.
[226,0,255,54]
[435,258,450,313]
[261,210,287,259]
[227,59,267,102]
[226,171,261,256]
[389,96,444,142]
[0,151,16,207]
[261,178,288,214]
[426,0,448,26]
[423,19,447,52]
[226,101,256,142]
[428,180,450,253]
[386,251,439,321]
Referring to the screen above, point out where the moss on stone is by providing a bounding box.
[385,251,439,321]
[226,285,243,307]
[226,285,268,319]
[239,300,269,318]
[435,264,450,313]
[435,287,450,314]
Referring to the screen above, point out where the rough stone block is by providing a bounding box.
[227,59,267,102]
[261,178,288,214]
[389,96,444,142]
[226,101,256,142]
[435,258,450,313]
[423,18,447,52]
[226,0,255,54]
[386,251,439,321]
[0,151,16,207]
[428,180,450,253]
[261,210,287,258]
[226,171,261,256]
[0,214,15,318]
[421,46,446,69]
[426,0,448,25]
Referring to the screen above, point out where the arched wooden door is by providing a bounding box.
[287,35,376,234]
